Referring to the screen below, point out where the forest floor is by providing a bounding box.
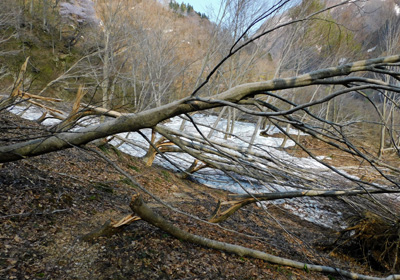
[0,111,395,280]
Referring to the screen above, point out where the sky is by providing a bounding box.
[186,0,220,17]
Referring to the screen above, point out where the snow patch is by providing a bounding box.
[339,57,347,65]
[8,105,60,126]
[395,4,400,16]
[367,46,377,53]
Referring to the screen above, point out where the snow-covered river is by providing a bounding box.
[7,104,348,229]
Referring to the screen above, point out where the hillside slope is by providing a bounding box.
[0,110,380,280]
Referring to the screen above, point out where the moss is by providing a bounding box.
[161,170,171,181]
[128,165,140,172]
[92,183,114,193]
[121,178,138,188]
[0,16,83,93]
[155,177,162,183]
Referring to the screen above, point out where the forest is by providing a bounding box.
[2,0,400,279]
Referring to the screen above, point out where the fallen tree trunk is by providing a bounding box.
[129,194,400,280]
[209,189,400,223]
[2,55,400,163]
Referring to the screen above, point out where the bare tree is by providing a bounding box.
[123,1,194,112]
[37,0,203,114]
[0,1,22,56]
[2,0,400,278]
[373,2,400,157]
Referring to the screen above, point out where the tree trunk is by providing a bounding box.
[129,194,400,280]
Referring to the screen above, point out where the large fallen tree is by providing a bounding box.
[2,0,400,277]
[1,54,400,162]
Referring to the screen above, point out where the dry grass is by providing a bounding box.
[333,211,400,272]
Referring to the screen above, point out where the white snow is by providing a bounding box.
[395,4,400,16]
[6,104,347,229]
[367,46,377,53]
[339,57,347,65]
[8,105,60,126]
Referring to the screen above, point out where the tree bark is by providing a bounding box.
[209,189,400,223]
[1,55,400,163]
[129,194,400,280]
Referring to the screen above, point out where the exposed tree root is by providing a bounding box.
[130,194,400,280]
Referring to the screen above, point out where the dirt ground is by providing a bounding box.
[0,111,393,280]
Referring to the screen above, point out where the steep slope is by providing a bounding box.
[258,0,400,66]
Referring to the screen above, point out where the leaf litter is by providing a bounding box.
[0,109,394,279]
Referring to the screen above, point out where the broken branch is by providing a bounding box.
[129,194,400,280]
[209,189,400,223]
